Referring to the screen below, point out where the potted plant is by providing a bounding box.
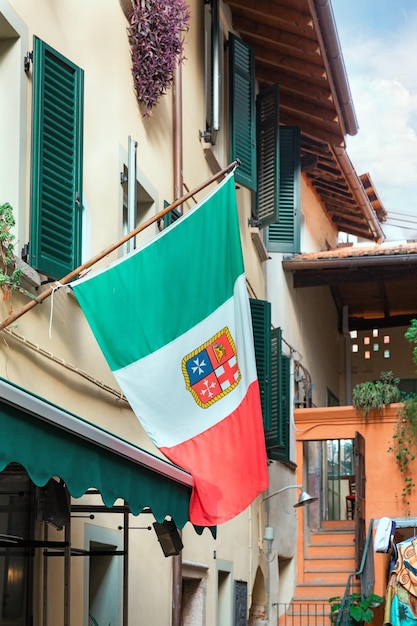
[352,371,401,418]
[329,592,383,625]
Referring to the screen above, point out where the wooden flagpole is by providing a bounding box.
[0,161,239,331]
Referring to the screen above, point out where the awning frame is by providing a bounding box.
[0,377,193,487]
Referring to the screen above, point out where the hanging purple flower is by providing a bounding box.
[128,0,190,117]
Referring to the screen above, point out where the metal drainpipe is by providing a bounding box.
[172,61,183,626]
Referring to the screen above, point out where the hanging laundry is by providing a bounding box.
[385,536,417,625]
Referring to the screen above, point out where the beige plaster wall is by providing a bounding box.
[266,175,342,409]
[0,0,267,624]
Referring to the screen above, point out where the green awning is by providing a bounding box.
[0,378,193,528]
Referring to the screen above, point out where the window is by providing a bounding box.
[0,7,28,251]
[0,467,34,626]
[250,298,290,462]
[30,37,84,278]
[266,126,301,253]
[120,140,158,254]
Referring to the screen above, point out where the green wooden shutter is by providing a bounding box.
[256,84,279,227]
[278,355,291,461]
[30,37,84,278]
[267,344,290,463]
[249,298,271,431]
[266,126,301,253]
[266,327,281,451]
[229,34,256,191]
[163,201,182,228]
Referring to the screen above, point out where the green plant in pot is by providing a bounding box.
[329,592,383,624]
[352,371,401,418]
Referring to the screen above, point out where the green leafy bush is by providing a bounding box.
[353,371,400,417]
[0,202,22,301]
[329,592,383,624]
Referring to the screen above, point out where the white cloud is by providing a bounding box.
[340,31,417,234]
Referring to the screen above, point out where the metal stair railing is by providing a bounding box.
[276,602,329,626]
[333,519,375,626]
[276,520,375,626]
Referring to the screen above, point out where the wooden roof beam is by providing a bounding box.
[226,0,313,31]
[231,15,319,54]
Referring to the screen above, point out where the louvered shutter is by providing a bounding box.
[30,37,84,278]
[256,85,279,226]
[163,204,182,228]
[278,355,290,461]
[250,298,271,431]
[266,327,281,451]
[266,126,301,253]
[267,344,290,463]
[229,34,256,191]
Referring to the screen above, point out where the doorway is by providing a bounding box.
[85,526,122,626]
[324,438,354,521]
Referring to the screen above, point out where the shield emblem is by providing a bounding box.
[182,327,241,408]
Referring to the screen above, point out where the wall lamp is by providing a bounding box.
[153,518,183,557]
[258,484,318,549]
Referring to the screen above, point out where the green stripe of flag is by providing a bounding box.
[72,174,243,371]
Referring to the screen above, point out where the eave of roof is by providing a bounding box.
[283,241,417,268]
[225,0,385,242]
[283,242,417,330]
[226,0,357,145]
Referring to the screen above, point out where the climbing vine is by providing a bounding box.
[389,396,417,506]
[0,202,22,302]
[388,320,417,507]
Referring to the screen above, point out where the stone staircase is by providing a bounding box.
[278,525,358,626]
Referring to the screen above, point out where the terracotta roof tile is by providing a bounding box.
[286,241,417,262]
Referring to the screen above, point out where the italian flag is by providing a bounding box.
[72,174,268,526]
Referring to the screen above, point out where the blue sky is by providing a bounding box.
[331,0,417,240]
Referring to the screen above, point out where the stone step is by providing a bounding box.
[292,581,352,602]
[309,531,355,546]
[305,542,355,559]
[304,555,356,572]
[303,568,352,585]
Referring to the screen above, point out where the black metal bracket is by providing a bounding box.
[24,51,33,73]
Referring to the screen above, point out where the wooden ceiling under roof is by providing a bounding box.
[225,0,385,242]
[283,243,417,331]
[225,0,353,145]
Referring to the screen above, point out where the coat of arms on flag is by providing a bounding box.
[182,327,241,408]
